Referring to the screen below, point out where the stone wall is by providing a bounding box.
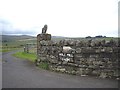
[36,34,120,79]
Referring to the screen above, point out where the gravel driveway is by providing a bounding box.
[2,51,118,88]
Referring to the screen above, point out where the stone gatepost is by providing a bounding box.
[36,33,51,66]
[36,24,51,66]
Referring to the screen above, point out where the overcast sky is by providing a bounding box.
[0,0,119,37]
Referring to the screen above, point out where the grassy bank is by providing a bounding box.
[13,52,49,70]
[13,52,37,62]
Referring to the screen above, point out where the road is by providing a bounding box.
[2,51,118,88]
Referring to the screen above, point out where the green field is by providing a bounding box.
[0,47,21,52]
[2,35,37,48]
[13,52,37,62]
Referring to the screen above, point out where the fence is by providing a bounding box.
[24,43,37,54]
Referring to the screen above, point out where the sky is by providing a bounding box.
[0,0,119,37]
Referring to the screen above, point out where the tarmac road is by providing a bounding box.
[2,51,118,88]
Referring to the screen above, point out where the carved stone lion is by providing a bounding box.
[42,24,47,34]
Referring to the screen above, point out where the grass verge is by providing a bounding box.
[13,52,49,70]
[13,52,37,62]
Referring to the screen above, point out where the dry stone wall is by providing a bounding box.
[36,34,120,79]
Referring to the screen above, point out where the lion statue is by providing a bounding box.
[42,24,48,34]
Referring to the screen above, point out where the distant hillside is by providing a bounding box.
[2,35,35,42]
[51,36,67,42]
[1,35,67,42]
[1,35,36,47]
[1,34,118,48]
[52,36,66,38]
[1,35,67,47]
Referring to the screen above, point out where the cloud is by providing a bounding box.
[0,19,38,35]
[0,0,118,37]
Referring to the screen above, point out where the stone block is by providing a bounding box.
[37,34,51,41]
[99,72,108,78]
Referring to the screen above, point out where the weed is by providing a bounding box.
[38,62,49,70]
